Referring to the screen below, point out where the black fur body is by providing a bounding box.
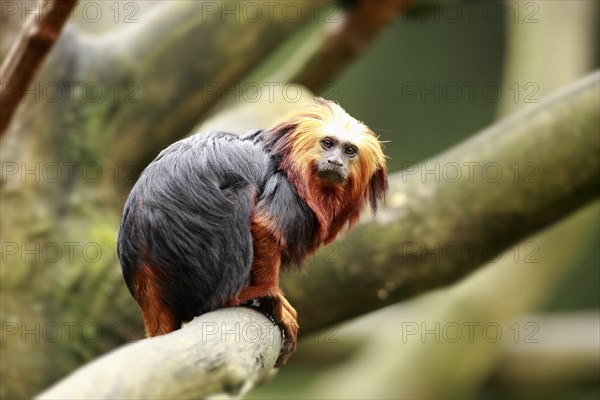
[117,131,317,326]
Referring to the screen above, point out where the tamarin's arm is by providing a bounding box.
[226,171,307,366]
[255,172,318,264]
[228,209,299,367]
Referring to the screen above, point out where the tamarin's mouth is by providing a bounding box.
[317,168,346,185]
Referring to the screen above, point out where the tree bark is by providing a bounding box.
[291,0,411,92]
[0,0,77,134]
[36,308,282,400]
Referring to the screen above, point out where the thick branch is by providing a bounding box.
[36,308,282,400]
[292,0,410,92]
[284,71,600,333]
[485,313,600,392]
[0,0,77,135]
[96,1,322,181]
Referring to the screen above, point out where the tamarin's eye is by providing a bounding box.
[345,146,357,156]
[321,138,333,149]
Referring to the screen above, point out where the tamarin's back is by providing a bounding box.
[118,131,284,329]
[118,131,322,332]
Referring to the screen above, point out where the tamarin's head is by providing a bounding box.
[267,98,387,213]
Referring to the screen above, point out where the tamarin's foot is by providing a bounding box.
[256,294,299,367]
[273,295,299,367]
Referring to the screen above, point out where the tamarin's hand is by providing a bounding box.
[117,98,387,366]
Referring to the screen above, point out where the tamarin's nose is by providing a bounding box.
[328,158,343,167]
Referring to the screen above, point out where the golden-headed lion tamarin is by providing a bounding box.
[118,98,387,365]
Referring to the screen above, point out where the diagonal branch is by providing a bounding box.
[36,308,282,400]
[284,70,600,333]
[99,1,322,182]
[0,0,77,135]
[292,0,411,92]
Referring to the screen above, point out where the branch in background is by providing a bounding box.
[485,313,600,393]
[102,1,322,182]
[35,71,599,400]
[292,0,411,92]
[284,71,600,333]
[36,308,282,400]
[0,0,77,135]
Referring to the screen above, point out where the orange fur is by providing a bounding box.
[228,212,282,304]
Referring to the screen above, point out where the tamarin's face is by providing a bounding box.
[315,135,356,184]
[281,100,386,189]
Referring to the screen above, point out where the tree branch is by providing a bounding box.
[292,0,411,92]
[0,0,77,135]
[93,1,322,181]
[484,313,600,393]
[36,308,282,400]
[284,70,600,333]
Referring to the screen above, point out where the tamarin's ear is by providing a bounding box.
[369,167,387,212]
